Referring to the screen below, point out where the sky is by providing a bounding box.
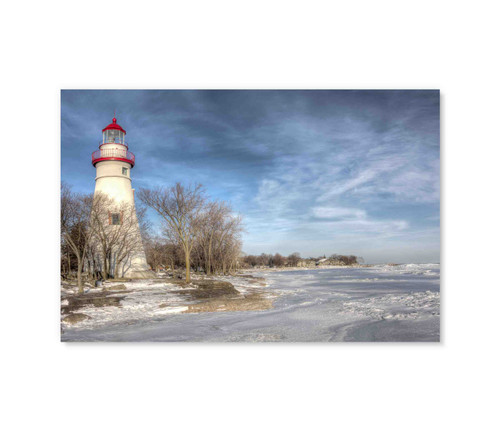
[61,90,440,263]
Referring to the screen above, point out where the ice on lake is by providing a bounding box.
[61,264,440,342]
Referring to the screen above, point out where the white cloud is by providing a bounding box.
[312,206,366,220]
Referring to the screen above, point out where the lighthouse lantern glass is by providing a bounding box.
[104,129,125,145]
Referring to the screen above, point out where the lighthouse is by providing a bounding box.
[91,116,154,278]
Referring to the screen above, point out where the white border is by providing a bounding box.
[2,1,499,428]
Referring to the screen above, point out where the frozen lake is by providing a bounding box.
[62,264,440,342]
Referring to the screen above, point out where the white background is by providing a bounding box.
[1,1,499,428]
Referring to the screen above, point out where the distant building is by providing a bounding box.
[298,259,316,267]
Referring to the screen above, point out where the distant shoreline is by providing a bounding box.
[243,263,440,273]
[243,264,366,273]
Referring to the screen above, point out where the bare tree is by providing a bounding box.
[194,201,243,275]
[164,241,181,271]
[213,214,243,274]
[144,235,168,272]
[61,183,93,293]
[287,252,301,267]
[273,253,286,267]
[88,192,113,279]
[242,254,258,267]
[256,253,272,267]
[90,192,146,279]
[195,201,225,275]
[86,240,99,280]
[138,184,205,283]
[113,204,148,277]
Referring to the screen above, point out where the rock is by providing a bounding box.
[106,284,127,291]
[185,291,273,313]
[194,280,239,293]
[174,279,240,299]
[63,313,91,324]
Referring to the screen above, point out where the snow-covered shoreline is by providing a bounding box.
[61,273,272,332]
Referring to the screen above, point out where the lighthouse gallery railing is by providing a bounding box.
[92,148,135,167]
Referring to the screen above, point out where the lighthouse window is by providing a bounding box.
[122,167,128,176]
[111,213,121,225]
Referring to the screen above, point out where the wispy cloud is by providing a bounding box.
[312,206,367,220]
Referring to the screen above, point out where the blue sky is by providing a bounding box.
[61,90,440,263]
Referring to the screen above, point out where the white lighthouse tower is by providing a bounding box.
[91,116,154,279]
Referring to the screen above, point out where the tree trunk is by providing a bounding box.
[76,255,84,294]
[185,250,191,283]
[102,251,109,280]
[108,253,113,278]
[207,234,213,275]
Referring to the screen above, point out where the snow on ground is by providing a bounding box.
[61,275,269,331]
[61,264,440,342]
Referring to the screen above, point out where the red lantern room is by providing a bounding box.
[102,117,126,145]
[92,116,135,167]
